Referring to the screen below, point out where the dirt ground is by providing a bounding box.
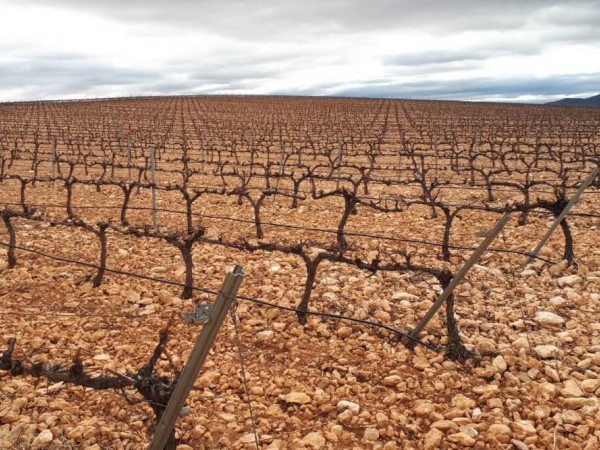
[1,96,599,449]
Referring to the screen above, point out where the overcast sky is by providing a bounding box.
[1,0,599,103]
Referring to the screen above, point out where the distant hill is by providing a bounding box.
[546,94,600,107]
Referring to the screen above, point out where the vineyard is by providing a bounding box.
[1,96,599,449]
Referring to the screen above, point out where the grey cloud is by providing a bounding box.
[536,3,600,26]
[15,0,600,39]
[0,49,282,99]
[384,41,543,68]
[325,73,600,101]
[0,56,151,90]
[384,51,486,67]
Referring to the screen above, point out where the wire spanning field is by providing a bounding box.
[1,96,599,449]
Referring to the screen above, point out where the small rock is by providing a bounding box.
[413,356,430,370]
[577,358,592,369]
[492,355,508,374]
[137,297,154,306]
[265,440,285,450]
[561,379,585,398]
[337,409,353,424]
[280,392,310,404]
[537,382,558,398]
[337,400,360,413]
[535,311,565,327]
[47,382,64,394]
[374,310,391,322]
[548,260,568,276]
[125,291,141,303]
[431,420,459,431]
[250,386,264,396]
[584,437,599,450]
[534,345,561,359]
[511,439,529,450]
[302,431,326,449]
[238,433,257,444]
[32,430,53,449]
[473,385,498,395]
[382,375,402,386]
[391,292,419,301]
[512,337,530,349]
[516,372,533,383]
[321,277,338,286]
[557,275,582,287]
[363,428,379,442]
[196,370,220,388]
[375,412,389,427]
[488,423,511,436]
[565,288,581,302]
[476,338,496,355]
[423,428,444,450]
[219,413,236,422]
[256,330,274,341]
[322,292,338,302]
[273,322,286,331]
[413,400,435,417]
[448,432,476,446]
[563,397,594,409]
[452,394,476,410]
[561,411,582,424]
[544,366,561,383]
[336,326,353,338]
[511,420,536,436]
[549,296,567,307]
[1,411,19,423]
[204,226,220,240]
[461,427,478,438]
[581,379,600,393]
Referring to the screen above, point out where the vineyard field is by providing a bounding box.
[1,95,599,449]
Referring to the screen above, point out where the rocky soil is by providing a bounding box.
[1,182,599,450]
[0,97,599,449]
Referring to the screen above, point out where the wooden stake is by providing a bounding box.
[273,142,285,205]
[51,137,57,182]
[524,167,599,265]
[336,138,343,190]
[127,135,132,179]
[148,266,245,450]
[408,212,512,341]
[150,148,157,229]
[200,133,205,174]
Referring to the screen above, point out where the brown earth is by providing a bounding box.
[0,96,599,449]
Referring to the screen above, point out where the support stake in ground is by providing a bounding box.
[406,212,513,346]
[148,265,244,450]
[524,167,599,265]
[150,147,158,229]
